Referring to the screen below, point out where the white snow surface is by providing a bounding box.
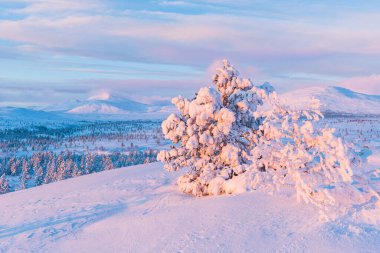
[1,162,379,253]
[280,86,380,115]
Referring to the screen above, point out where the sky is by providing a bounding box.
[1,0,380,107]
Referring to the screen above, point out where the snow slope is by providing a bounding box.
[0,162,379,253]
[280,86,380,115]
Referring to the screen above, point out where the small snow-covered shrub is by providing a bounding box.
[249,99,354,207]
[158,60,355,207]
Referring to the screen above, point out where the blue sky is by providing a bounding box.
[1,0,380,106]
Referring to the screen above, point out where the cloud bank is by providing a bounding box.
[1,0,380,106]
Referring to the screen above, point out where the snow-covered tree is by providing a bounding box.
[44,160,56,184]
[0,173,10,194]
[32,154,44,186]
[72,162,81,177]
[246,99,353,207]
[158,59,271,196]
[103,155,114,171]
[158,59,354,207]
[84,153,94,175]
[64,158,73,179]
[80,155,86,174]
[56,155,66,181]
[9,156,17,176]
[20,158,30,189]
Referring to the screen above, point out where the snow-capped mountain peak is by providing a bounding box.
[67,93,149,115]
[88,91,111,101]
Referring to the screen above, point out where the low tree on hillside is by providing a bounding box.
[0,173,10,194]
[20,158,30,189]
[103,155,114,171]
[158,60,354,207]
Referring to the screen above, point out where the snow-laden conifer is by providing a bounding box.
[158,59,272,196]
[44,160,56,184]
[103,155,114,170]
[0,173,10,194]
[158,59,354,207]
[20,158,30,189]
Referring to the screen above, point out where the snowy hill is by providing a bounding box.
[0,107,62,121]
[44,92,150,115]
[41,99,85,113]
[33,92,175,119]
[0,162,379,253]
[2,86,380,120]
[280,86,380,115]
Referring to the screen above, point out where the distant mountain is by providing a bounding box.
[0,107,61,120]
[41,99,84,113]
[3,86,379,121]
[66,95,149,115]
[0,92,174,121]
[40,92,164,116]
[280,86,380,115]
[35,92,174,119]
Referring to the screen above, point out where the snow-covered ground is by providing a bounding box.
[0,162,379,253]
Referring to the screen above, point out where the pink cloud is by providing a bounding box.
[11,0,104,14]
[0,16,101,48]
[1,2,380,98]
[1,10,380,61]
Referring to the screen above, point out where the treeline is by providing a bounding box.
[0,149,158,194]
[0,120,164,154]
